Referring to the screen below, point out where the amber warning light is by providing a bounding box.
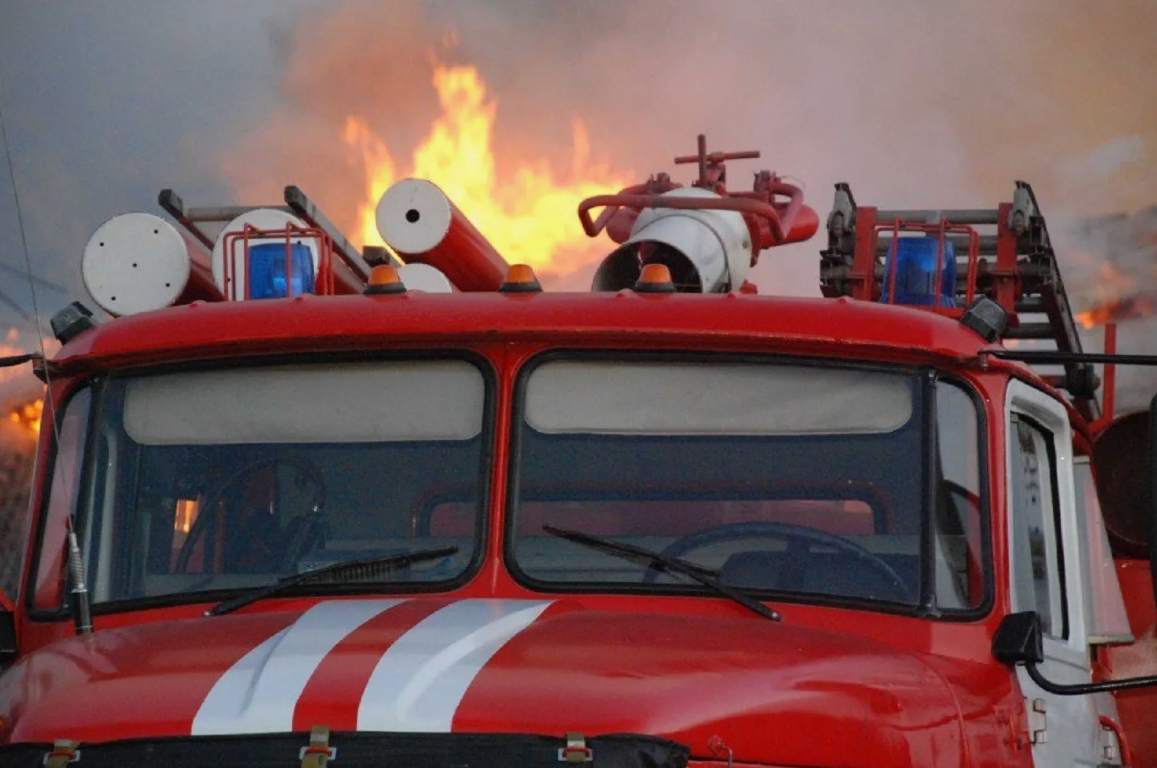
[498,265,543,293]
[364,265,406,295]
[634,264,676,294]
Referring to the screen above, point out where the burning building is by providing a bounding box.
[1068,205,1157,411]
[1072,206,1157,323]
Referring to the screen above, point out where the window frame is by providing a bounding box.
[1005,379,1089,658]
[1072,454,1133,646]
[28,350,497,620]
[930,376,995,618]
[504,349,993,620]
[1009,412,1068,638]
[25,381,96,620]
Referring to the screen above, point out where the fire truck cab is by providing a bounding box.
[1,138,1155,768]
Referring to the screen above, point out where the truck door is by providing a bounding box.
[1005,381,1123,768]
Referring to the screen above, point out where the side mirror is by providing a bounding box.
[993,611,1157,695]
[992,611,1043,665]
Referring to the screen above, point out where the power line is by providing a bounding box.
[0,96,49,337]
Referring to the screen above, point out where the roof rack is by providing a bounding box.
[157,185,393,282]
[820,181,1099,420]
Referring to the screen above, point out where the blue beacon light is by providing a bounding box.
[880,238,956,308]
[247,242,316,299]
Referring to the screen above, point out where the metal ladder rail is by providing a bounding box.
[157,186,390,282]
[819,182,1099,420]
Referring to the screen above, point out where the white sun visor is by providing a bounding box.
[124,361,485,445]
[524,361,913,435]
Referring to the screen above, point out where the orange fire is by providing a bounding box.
[342,64,631,273]
[1077,289,1157,329]
[1075,261,1148,329]
[7,399,42,436]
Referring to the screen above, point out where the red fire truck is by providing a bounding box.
[0,136,1155,768]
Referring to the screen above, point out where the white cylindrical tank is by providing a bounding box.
[82,213,221,316]
[591,188,753,293]
[397,263,454,293]
[375,179,509,292]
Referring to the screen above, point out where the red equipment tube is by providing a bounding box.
[581,194,789,241]
[734,180,817,247]
[376,179,510,292]
[593,179,684,244]
[1103,322,1118,425]
[179,233,225,303]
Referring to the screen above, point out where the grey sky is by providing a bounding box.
[0,2,310,327]
[1,1,1154,373]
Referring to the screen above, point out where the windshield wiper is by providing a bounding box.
[206,545,459,617]
[542,525,780,622]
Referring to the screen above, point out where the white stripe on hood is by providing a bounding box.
[192,599,403,735]
[357,599,552,731]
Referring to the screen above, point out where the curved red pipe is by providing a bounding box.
[580,194,786,241]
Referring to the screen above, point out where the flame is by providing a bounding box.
[7,399,42,436]
[343,63,631,273]
[344,117,399,249]
[1073,261,1157,328]
[1077,289,1157,328]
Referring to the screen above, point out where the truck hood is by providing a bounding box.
[0,598,965,767]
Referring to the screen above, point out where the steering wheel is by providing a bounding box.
[641,521,914,602]
[175,457,327,575]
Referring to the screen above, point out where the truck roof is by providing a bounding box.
[51,291,993,373]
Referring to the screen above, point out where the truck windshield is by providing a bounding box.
[507,357,986,613]
[66,359,489,606]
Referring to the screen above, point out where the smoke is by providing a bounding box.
[220,2,464,236]
[221,1,1154,261]
[1063,204,1157,411]
[221,0,1157,403]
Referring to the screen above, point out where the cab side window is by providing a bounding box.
[1009,415,1066,638]
[933,381,985,611]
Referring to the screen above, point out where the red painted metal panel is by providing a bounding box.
[0,595,1023,768]
[993,203,1019,314]
[851,207,879,301]
[1102,559,1157,768]
[49,292,996,377]
[397,202,510,293]
[177,233,224,304]
[290,599,446,732]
